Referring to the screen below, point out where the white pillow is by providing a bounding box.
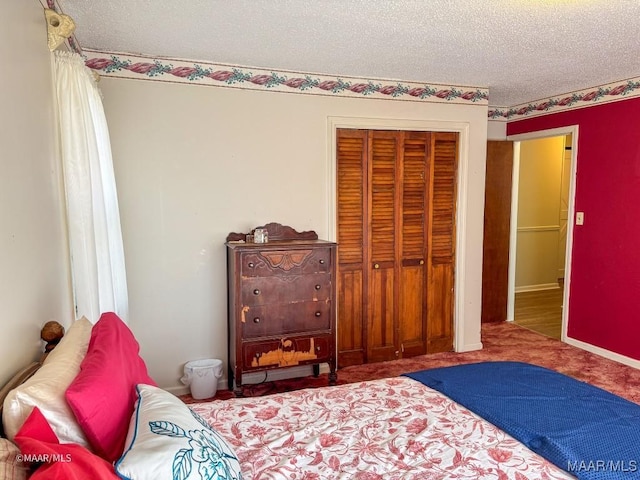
[116,384,243,480]
[0,438,27,480]
[2,317,92,446]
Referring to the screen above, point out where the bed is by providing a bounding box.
[1,312,638,479]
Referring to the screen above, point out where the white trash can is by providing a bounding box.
[180,359,223,399]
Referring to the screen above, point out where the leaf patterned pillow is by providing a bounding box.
[116,384,243,480]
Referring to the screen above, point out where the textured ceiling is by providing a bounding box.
[56,0,640,107]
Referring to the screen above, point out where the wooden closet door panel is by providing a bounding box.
[369,131,397,263]
[368,267,396,362]
[426,132,458,353]
[401,132,430,259]
[399,266,425,355]
[337,266,364,366]
[367,131,399,362]
[427,264,454,351]
[336,129,368,366]
[399,131,430,357]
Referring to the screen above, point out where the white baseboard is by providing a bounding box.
[164,364,331,396]
[165,385,194,396]
[565,337,640,370]
[165,378,229,396]
[457,341,483,352]
[515,283,561,293]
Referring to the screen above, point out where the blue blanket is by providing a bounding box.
[405,362,640,480]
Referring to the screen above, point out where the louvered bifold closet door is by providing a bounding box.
[337,128,457,367]
[367,131,400,363]
[398,132,430,357]
[336,129,368,367]
[426,132,458,352]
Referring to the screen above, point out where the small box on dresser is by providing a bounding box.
[226,223,337,397]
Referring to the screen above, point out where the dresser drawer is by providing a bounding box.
[242,301,331,338]
[241,248,332,277]
[241,273,331,306]
[242,335,332,370]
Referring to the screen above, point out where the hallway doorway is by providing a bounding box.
[508,129,577,341]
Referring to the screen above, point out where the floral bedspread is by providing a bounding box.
[191,377,573,480]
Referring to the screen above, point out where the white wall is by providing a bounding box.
[101,78,488,391]
[487,120,507,140]
[0,1,72,384]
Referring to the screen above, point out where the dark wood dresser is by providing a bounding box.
[226,223,337,396]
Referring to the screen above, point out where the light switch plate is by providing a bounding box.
[576,212,584,225]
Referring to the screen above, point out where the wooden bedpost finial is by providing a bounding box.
[41,321,65,353]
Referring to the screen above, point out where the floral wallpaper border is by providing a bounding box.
[489,76,640,121]
[83,50,640,120]
[82,50,489,106]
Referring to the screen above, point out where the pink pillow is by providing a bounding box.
[65,312,156,462]
[13,406,57,444]
[14,407,118,480]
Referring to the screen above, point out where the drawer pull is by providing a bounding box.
[419,259,424,265]
[248,262,255,268]
[316,346,321,352]
[253,317,260,324]
[315,311,322,317]
[319,259,325,265]
[373,263,380,269]
[314,284,321,290]
[253,289,260,295]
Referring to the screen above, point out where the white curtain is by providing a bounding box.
[53,51,129,323]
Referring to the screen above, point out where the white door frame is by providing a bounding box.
[506,125,579,342]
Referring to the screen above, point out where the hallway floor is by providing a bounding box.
[514,288,563,340]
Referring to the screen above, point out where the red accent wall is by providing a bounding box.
[508,97,640,361]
